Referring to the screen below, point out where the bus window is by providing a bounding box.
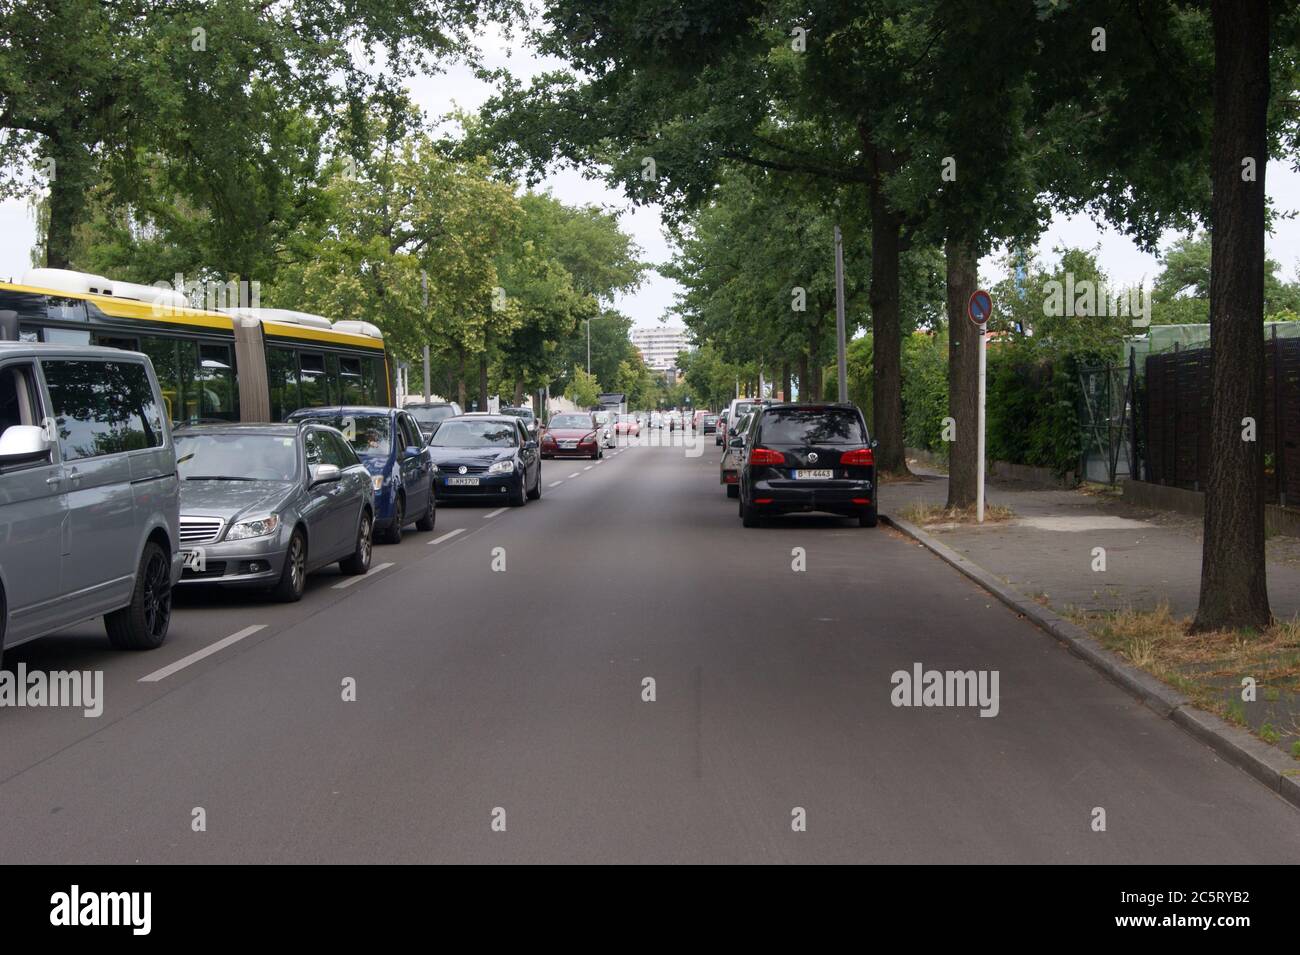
[43,327,91,346]
[338,355,367,404]
[362,355,387,405]
[298,351,328,409]
[196,343,237,421]
[267,346,300,422]
[94,335,140,352]
[140,336,181,424]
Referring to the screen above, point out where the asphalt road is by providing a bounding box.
[2,434,1298,863]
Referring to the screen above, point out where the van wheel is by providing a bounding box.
[105,541,172,649]
[526,466,541,500]
[741,500,762,528]
[340,510,373,575]
[382,495,404,544]
[271,529,307,602]
[859,506,878,528]
[415,494,436,532]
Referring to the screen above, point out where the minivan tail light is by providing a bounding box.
[839,448,874,467]
[747,447,786,467]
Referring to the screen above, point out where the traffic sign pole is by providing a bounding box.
[977,324,986,524]
[967,290,992,524]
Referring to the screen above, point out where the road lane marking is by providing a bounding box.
[568,472,580,478]
[483,507,507,518]
[333,562,394,589]
[583,466,593,471]
[548,480,563,488]
[428,528,466,545]
[139,625,266,683]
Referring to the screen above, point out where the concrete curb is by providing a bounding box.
[881,512,1300,810]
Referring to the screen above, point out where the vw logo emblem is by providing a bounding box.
[807,452,819,464]
[458,465,468,474]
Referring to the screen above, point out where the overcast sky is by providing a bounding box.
[3,22,1297,329]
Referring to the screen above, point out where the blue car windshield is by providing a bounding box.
[300,414,391,457]
[430,420,518,448]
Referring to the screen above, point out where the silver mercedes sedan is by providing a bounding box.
[173,423,374,601]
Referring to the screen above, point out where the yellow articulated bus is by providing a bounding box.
[0,269,391,424]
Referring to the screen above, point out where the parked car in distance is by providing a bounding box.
[651,411,664,429]
[737,403,878,528]
[701,413,719,435]
[404,400,462,439]
[725,397,773,444]
[427,414,542,506]
[592,409,617,448]
[286,406,434,544]
[715,410,729,445]
[0,344,181,659]
[541,412,601,460]
[616,413,641,438]
[173,422,374,601]
[719,411,754,498]
[501,404,539,439]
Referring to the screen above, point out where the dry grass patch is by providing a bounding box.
[898,501,1016,526]
[1072,603,1300,712]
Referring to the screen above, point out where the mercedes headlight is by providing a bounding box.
[226,513,280,541]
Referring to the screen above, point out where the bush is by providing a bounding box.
[901,331,950,456]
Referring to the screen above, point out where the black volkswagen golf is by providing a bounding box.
[736,403,878,528]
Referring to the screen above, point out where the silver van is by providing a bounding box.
[0,343,181,662]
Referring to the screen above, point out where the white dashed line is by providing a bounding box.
[484,507,507,518]
[568,472,580,478]
[583,466,593,471]
[333,562,394,589]
[548,480,563,488]
[428,528,466,545]
[139,625,266,683]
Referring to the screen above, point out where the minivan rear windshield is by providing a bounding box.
[760,408,867,445]
[296,413,391,457]
[409,406,455,427]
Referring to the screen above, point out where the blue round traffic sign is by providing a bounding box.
[968,289,992,325]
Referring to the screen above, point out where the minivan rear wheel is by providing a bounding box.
[415,493,436,531]
[382,495,404,544]
[105,541,172,650]
[859,506,878,528]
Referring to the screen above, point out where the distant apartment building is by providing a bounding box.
[631,325,692,371]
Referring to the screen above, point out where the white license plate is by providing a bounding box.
[446,476,480,486]
[559,441,577,448]
[181,550,203,570]
[792,469,834,480]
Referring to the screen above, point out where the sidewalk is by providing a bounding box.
[883,462,1300,765]
[884,465,1300,619]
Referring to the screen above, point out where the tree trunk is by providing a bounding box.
[797,353,809,401]
[1193,0,1271,631]
[513,378,525,406]
[945,234,980,510]
[456,350,467,408]
[43,139,92,270]
[781,362,792,403]
[808,321,822,399]
[867,148,909,475]
[478,353,490,410]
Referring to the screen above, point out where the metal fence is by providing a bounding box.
[1143,329,1300,506]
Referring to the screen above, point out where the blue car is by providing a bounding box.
[287,406,435,543]
[426,413,542,506]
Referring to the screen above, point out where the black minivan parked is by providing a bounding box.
[735,403,878,528]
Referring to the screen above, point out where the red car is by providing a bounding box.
[541,412,603,460]
[615,413,641,437]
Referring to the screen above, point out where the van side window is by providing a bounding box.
[42,359,164,460]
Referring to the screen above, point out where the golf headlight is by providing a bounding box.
[488,459,515,474]
[430,463,439,473]
[226,513,280,541]
[371,474,385,492]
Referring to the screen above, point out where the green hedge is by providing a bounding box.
[900,333,1087,477]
